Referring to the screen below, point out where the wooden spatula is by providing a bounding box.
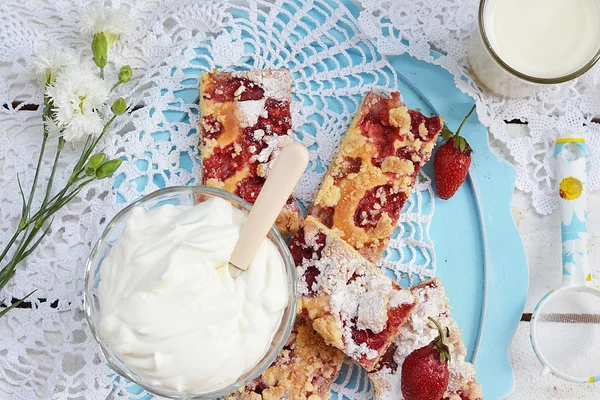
[228,143,309,277]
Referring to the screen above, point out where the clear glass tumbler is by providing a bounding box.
[84,186,297,399]
[469,0,600,98]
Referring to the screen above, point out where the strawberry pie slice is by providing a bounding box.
[289,216,417,371]
[224,317,346,400]
[369,279,483,400]
[199,69,301,235]
[309,91,442,261]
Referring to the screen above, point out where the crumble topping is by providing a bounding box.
[381,156,414,175]
[418,122,428,139]
[291,217,416,370]
[315,176,341,207]
[224,318,345,400]
[369,279,482,400]
[388,106,410,131]
[309,91,442,261]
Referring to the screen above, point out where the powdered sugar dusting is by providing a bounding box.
[369,280,482,400]
[252,134,293,164]
[262,76,291,101]
[295,217,415,366]
[231,69,291,102]
[235,99,266,128]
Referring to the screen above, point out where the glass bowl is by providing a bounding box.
[84,186,297,399]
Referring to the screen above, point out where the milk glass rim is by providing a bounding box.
[84,186,298,399]
[478,0,600,84]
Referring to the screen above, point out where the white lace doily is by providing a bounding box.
[354,0,600,215]
[0,1,437,398]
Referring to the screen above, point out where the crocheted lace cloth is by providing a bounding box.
[0,0,593,398]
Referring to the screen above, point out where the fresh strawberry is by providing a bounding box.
[401,317,451,400]
[434,105,476,200]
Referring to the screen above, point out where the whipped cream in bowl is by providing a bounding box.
[84,186,297,399]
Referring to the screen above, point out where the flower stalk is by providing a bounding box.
[0,22,132,316]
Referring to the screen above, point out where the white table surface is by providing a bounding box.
[0,121,596,399]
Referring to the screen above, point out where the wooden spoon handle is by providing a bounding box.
[229,143,308,277]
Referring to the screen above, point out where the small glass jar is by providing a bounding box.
[469,0,600,98]
[84,186,297,399]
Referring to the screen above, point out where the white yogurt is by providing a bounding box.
[485,0,600,78]
[98,196,288,394]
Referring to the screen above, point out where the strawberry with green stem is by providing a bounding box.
[434,104,477,200]
[401,317,452,400]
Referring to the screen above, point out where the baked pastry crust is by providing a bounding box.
[369,279,483,400]
[309,91,442,260]
[199,69,300,235]
[224,317,346,400]
[289,216,416,371]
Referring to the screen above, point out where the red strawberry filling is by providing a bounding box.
[201,115,223,139]
[374,343,399,373]
[204,75,265,102]
[203,142,248,181]
[236,176,265,203]
[350,303,415,360]
[313,206,335,228]
[333,156,362,180]
[289,228,327,296]
[358,97,400,168]
[354,184,407,228]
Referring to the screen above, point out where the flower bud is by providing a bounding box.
[96,158,123,179]
[111,98,127,115]
[85,152,107,176]
[92,32,108,68]
[118,65,132,84]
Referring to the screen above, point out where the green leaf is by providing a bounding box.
[20,220,53,261]
[0,290,36,318]
[16,174,27,223]
[441,125,455,141]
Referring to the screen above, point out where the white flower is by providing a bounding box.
[80,6,134,39]
[46,65,109,142]
[43,117,62,138]
[31,47,77,84]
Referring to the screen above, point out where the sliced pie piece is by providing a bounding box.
[369,279,483,400]
[199,69,301,235]
[309,91,442,261]
[289,216,417,371]
[224,317,346,400]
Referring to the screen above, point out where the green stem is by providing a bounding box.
[25,132,48,218]
[455,104,476,137]
[428,316,445,341]
[12,226,40,265]
[90,115,116,151]
[110,81,121,92]
[41,137,65,209]
[100,67,105,80]
[0,229,24,263]
[0,290,36,318]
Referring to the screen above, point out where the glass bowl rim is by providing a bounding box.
[83,185,297,399]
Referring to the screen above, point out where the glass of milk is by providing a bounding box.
[469,0,600,98]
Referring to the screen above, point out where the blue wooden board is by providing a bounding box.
[109,2,528,399]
